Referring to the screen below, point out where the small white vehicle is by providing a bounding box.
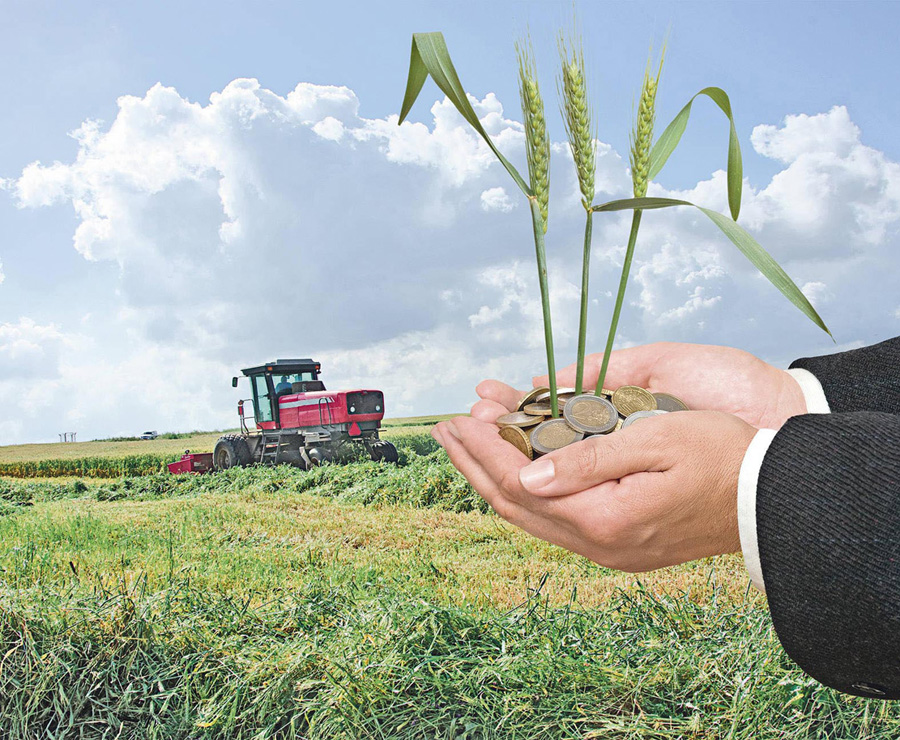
[140,430,158,440]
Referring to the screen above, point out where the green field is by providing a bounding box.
[1,422,898,738]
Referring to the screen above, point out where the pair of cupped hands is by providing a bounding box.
[431,342,810,572]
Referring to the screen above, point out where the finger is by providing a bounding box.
[532,344,668,391]
[448,416,548,508]
[476,379,525,412]
[517,418,673,497]
[433,420,530,524]
[470,398,511,424]
[436,420,599,555]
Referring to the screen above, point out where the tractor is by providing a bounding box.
[212,358,398,471]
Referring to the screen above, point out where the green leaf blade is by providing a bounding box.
[590,196,832,337]
[647,87,743,221]
[398,32,532,197]
[698,207,831,337]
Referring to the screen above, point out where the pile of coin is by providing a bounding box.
[495,385,689,459]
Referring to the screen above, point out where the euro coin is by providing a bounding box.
[517,386,550,412]
[499,425,533,459]
[612,385,657,416]
[600,388,615,398]
[563,395,618,434]
[653,392,689,412]
[496,411,542,429]
[614,417,623,432]
[535,387,576,403]
[523,401,554,416]
[621,409,668,428]
[531,419,584,456]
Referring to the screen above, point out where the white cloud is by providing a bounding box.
[801,281,832,304]
[480,186,516,212]
[3,83,900,442]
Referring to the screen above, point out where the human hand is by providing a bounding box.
[472,342,807,430]
[432,409,756,571]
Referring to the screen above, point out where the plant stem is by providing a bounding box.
[574,209,593,395]
[595,209,643,394]
[530,198,559,417]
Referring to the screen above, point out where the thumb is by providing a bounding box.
[518,425,668,496]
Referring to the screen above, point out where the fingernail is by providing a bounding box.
[444,421,462,440]
[431,426,446,447]
[518,458,555,492]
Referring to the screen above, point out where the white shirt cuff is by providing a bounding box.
[786,368,831,414]
[737,428,778,593]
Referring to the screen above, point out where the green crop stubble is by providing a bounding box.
[558,32,597,395]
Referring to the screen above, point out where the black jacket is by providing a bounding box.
[757,336,900,699]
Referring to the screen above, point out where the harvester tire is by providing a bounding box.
[381,441,399,464]
[369,440,399,464]
[214,435,252,471]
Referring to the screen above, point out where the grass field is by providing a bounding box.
[1,422,898,737]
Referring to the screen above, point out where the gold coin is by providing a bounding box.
[612,385,657,416]
[523,401,553,416]
[517,386,550,412]
[535,387,575,403]
[563,395,618,434]
[614,417,623,432]
[600,388,615,398]
[496,411,542,429]
[499,425,533,459]
[531,419,584,455]
[653,392,689,412]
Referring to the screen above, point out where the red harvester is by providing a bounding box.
[211,358,398,471]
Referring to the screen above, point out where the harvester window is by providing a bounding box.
[272,371,320,395]
[252,375,274,423]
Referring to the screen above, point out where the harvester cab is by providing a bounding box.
[213,358,398,471]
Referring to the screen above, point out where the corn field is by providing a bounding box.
[0,453,176,479]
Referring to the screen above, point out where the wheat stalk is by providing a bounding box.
[630,55,663,198]
[517,41,551,233]
[558,34,596,209]
[595,51,664,394]
[558,31,598,394]
[514,39,558,415]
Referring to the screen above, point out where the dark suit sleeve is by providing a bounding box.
[790,336,900,414]
[757,411,900,699]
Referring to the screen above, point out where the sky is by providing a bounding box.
[1,0,899,443]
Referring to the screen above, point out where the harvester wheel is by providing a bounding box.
[306,447,333,466]
[380,441,399,464]
[213,435,252,471]
[368,440,399,464]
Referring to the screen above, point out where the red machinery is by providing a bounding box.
[167,451,214,474]
[212,358,398,471]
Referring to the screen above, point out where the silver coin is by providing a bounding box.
[653,392,689,412]
[621,409,669,428]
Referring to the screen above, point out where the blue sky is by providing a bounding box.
[2,0,899,442]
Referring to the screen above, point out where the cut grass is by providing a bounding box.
[0,483,756,610]
[3,427,896,736]
[2,489,899,737]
